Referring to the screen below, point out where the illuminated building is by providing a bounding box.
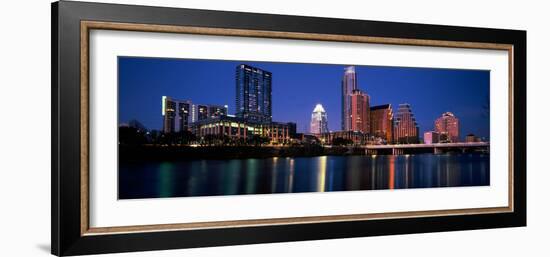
[341,66,358,131]
[435,112,460,142]
[161,96,227,133]
[350,89,370,133]
[393,103,419,144]
[423,131,440,144]
[370,104,393,143]
[236,64,272,123]
[188,64,295,145]
[192,116,291,145]
[310,104,329,134]
[317,131,369,146]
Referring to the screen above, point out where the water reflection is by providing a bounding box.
[317,156,327,192]
[119,153,490,199]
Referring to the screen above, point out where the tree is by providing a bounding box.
[248,135,269,146]
[119,126,148,145]
[177,130,197,145]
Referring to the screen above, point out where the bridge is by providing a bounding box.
[361,142,490,155]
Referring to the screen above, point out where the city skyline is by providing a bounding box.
[119,57,490,140]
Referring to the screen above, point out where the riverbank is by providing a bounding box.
[119,145,367,161]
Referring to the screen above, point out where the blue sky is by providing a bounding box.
[119,57,490,140]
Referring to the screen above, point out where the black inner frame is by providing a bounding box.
[51,1,526,256]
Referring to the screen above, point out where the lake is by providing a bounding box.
[119,153,490,199]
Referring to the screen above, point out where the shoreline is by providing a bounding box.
[119,145,488,161]
[119,145,365,161]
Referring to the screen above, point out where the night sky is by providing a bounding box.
[119,57,490,140]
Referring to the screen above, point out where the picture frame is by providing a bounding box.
[51,1,526,256]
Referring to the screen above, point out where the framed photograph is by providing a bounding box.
[52,1,526,256]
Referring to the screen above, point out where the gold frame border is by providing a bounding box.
[80,20,514,236]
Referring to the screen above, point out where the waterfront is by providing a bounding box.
[119,153,489,199]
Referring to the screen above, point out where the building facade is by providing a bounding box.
[341,66,358,131]
[423,131,440,144]
[162,96,227,133]
[235,64,272,123]
[435,112,460,142]
[393,103,419,144]
[370,104,393,143]
[317,131,369,146]
[193,116,291,145]
[310,104,329,134]
[350,89,370,133]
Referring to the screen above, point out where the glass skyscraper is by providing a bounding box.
[235,64,272,123]
[341,66,358,131]
[350,89,370,133]
[310,104,329,134]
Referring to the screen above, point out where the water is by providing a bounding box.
[118,153,490,199]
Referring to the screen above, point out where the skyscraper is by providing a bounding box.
[350,89,370,133]
[370,104,393,143]
[393,103,419,144]
[235,64,272,123]
[435,112,460,142]
[310,104,329,134]
[341,66,358,131]
[162,96,227,133]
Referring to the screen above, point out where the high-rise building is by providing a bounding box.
[424,131,440,144]
[393,103,419,144]
[370,104,393,143]
[350,89,370,133]
[162,96,227,133]
[162,96,178,133]
[235,64,272,123]
[310,104,329,134]
[435,112,460,142]
[341,66,358,131]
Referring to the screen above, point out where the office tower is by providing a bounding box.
[370,104,393,143]
[235,64,272,123]
[341,66,358,130]
[393,103,419,144]
[350,89,370,133]
[310,104,329,134]
[177,101,192,132]
[162,96,227,133]
[435,112,460,142]
[162,96,178,133]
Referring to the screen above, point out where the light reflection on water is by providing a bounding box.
[119,153,490,199]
